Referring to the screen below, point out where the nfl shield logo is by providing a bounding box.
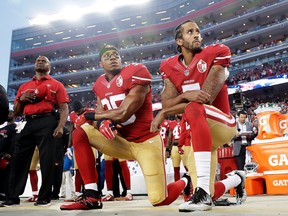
[184,69,190,76]
[197,59,207,73]
[116,75,123,87]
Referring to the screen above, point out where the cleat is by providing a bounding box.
[179,187,212,212]
[234,170,247,204]
[102,193,114,202]
[182,173,193,201]
[226,170,247,204]
[34,200,51,206]
[60,190,102,210]
[0,194,6,202]
[124,193,133,201]
[2,198,20,207]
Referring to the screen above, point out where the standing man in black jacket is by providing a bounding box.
[232,110,257,170]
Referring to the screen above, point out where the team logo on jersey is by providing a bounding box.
[116,75,123,87]
[197,59,207,73]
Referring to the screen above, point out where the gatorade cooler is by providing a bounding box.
[263,170,288,195]
[245,173,264,195]
[254,103,282,140]
[217,147,237,180]
[247,137,288,173]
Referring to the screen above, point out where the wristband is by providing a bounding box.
[84,112,96,121]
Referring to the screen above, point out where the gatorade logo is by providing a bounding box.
[273,179,288,186]
[259,116,267,125]
[279,119,287,129]
[268,154,288,166]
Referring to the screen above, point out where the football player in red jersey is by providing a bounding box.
[151,20,245,211]
[167,115,186,182]
[179,114,246,205]
[60,45,191,210]
[68,100,96,200]
[159,117,171,160]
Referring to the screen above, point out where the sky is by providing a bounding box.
[0,0,95,88]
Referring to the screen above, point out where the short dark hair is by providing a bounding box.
[174,20,196,53]
[99,45,118,60]
[237,110,247,116]
[72,100,83,112]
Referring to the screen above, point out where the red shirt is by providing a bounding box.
[169,120,181,142]
[160,119,170,148]
[14,74,70,115]
[160,44,231,115]
[69,108,95,128]
[93,63,157,143]
[179,114,191,147]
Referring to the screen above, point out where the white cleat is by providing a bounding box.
[179,187,212,212]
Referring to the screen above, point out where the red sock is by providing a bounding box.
[75,169,83,193]
[154,179,185,206]
[105,160,113,191]
[120,161,131,189]
[29,170,38,192]
[212,182,226,200]
[174,167,180,181]
[73,128,98,184]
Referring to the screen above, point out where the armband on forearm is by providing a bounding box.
[84,112,96,121]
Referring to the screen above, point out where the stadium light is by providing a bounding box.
[29,0,151,26]
[61,6,83,21]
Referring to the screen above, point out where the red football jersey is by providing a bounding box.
[160,44,231,115]
[160,119,170,148]
[69,108,95,128]
[169,120,181,142]
[93,63,157,143]
[179,114,191,147]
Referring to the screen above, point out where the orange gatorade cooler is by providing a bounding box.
[263,170,288,195]
[245,173,264,195]
[254,103,282,140]
[279,114,288,136]
[247,137,288,173]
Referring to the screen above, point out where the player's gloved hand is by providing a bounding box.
[65,147,73,160]
[97,118,117,140]
[178,146,184,155]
